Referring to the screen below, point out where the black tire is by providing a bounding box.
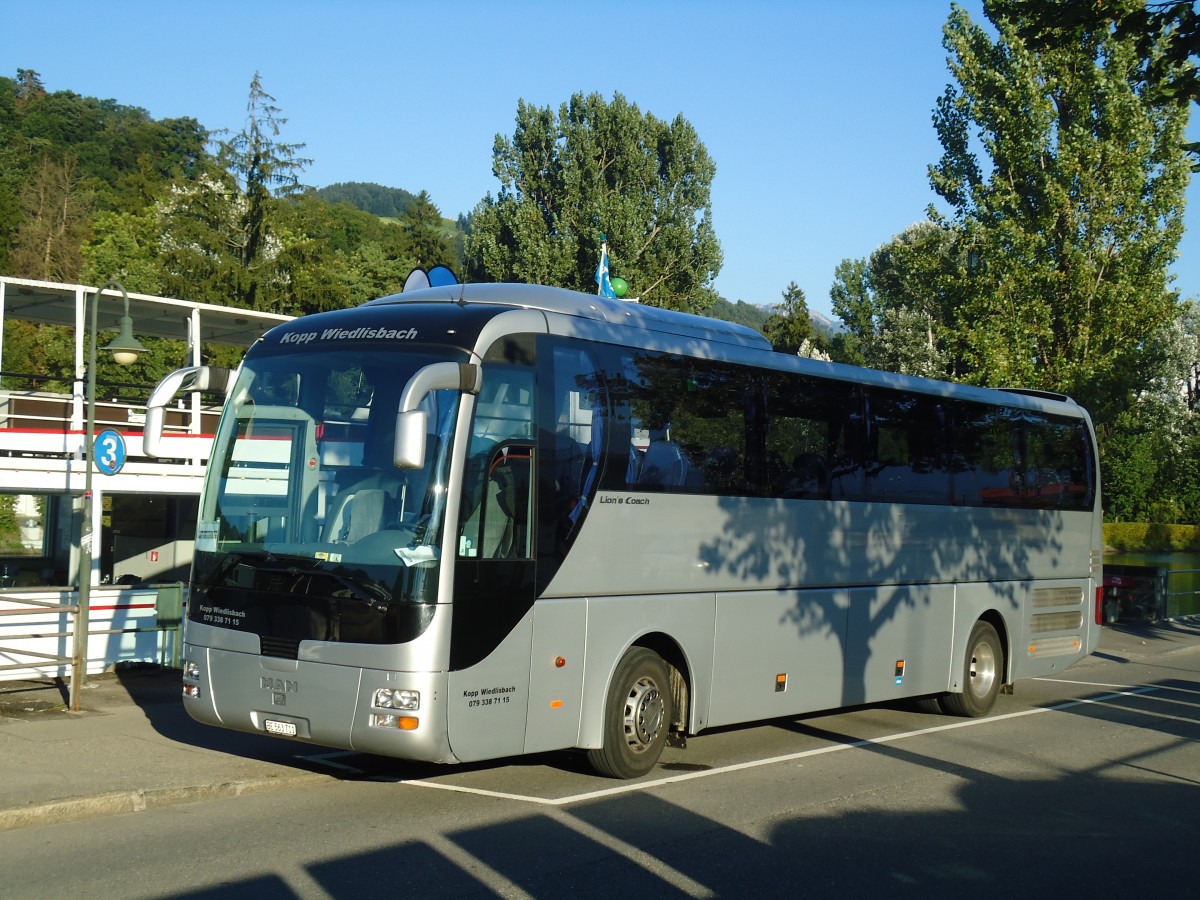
[587,648,672,779]
[939,620,1003,717]
[914,696,945,714]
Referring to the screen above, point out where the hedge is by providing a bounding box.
[1103,522,1200,552]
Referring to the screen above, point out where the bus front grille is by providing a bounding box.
[260,635,300,659]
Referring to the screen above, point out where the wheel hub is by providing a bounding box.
[968,639,998,699]
[622,676,664,753]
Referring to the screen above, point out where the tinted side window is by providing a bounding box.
[763,373,863,500]
[866,390,951,504]
[538,340,606,548]
[950,402,1094,511]
[1020,413,1095,511]
[949,401,1020,506]
[616,352,750,495]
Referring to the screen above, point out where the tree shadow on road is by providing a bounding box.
[157,672,1199,898]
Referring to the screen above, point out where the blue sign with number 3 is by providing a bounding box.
[94,429,127,475]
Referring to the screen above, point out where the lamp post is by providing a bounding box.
[70,280,146,712]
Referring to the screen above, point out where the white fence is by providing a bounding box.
[0,586,183,682]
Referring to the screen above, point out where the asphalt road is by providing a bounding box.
[2,631,1197,899]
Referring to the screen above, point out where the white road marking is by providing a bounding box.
[393,685,1160,806]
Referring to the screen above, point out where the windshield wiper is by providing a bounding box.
[322,568,392,610]
[199,550,392,610]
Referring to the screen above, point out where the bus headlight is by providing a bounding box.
[373,688,419,711]
[183,660,201,680]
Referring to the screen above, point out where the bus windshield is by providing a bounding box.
[189,346,464,648]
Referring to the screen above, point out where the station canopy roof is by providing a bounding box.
[1,276,293,348]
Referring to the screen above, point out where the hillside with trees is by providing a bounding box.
[311,182,418,219]
[0,70,460,315]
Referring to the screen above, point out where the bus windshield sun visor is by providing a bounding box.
[394,362,482,469]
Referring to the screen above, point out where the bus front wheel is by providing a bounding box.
[940,620,1003,717]
[588,648,673,779]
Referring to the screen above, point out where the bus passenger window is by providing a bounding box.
[764,373,861,501]
[950,402,1019,507]
[866,390,950,505]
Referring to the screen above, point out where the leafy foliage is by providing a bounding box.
[464,92,722,313]
[763,282,816,355]
[929,2,1191,422]
[0,72,206,282]
[1104,521,1200,552]
[829,222,960,376]
[1012,0,1200,161]
[0,69,469,400]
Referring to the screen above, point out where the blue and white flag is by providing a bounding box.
[595,241,617,299]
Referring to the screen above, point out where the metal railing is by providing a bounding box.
[1164,567,1200,619]
[0,373,219,442]
[0,585,185,709]
[0,595,79,675]
[1104,564,1200,622]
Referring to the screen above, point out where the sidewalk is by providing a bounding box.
[1,617,1198,832]
[0,665,335,831]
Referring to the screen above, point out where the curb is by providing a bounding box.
[0,771,333,832]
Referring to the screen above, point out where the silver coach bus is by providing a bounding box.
[145,282,1103,779]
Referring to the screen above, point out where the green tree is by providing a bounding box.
[929,1,1191,422]
[400,190,456,270]
[80,209,165,292]
[828,257,875,368]
[157,73,310,311]
[1014,0,1199,161]
[0,70,206,276]
[155,169,256,307]
[1103,300,1200,522]
[8,154,92,281]
[271,191,428,311]
[219,73,308,249]
[828,222,964,376]
[763,282,816,355]
[464,92,721,313]
[312,182,417,218]
[14,69,47,105]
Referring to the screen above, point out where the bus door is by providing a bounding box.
[447,357,538,762]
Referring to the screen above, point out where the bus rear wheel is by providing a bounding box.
[588,648,673,779]
[940,620,1002,717]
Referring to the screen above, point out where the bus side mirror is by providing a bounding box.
[393,362,482,469]
[144,366,234,458]
[394,410,429,469]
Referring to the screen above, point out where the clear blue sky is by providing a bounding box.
[3,0,1197,318]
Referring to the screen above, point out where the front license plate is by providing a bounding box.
[264,719,298,737]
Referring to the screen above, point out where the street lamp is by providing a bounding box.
[71,280,147,712]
